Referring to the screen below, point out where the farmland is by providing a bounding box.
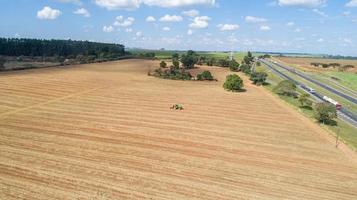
[274,56,357,73]
[0,59,357,199]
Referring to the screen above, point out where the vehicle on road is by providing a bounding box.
[300,84,316,93]
[323,96,342,110]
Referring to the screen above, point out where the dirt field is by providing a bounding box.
[0,59,357,200]
[274,56,357,73]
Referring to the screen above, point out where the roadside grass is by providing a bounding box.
[309,73,357,98]
[258,64,357,151]
[321,71,357,92]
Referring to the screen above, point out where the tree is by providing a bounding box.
[328,63,340,68]
[298,93,313,108]
[311,62,320,67]
[197,70,214,81]
[223,74,244,92]
[274,80,297,97]
[314,102,337,124]
[181,50,198,69]
[160,61,167,68]
[250,72,268,85]
[217,58,230,67]
[0,56,6,71]
[240,64,251,74]
[229,59,240,72]
[243,51,254,65]
[339,64,355,71]
[322,63,329,68]
[206,57,216,66]
[172,53,179,61]
[172,59,180,70]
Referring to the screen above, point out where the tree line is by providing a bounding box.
[0,38,125,58]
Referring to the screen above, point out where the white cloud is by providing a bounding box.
[346,0,357,7]
[37,6,61,20]
[343,38,352,43]
[187,29,193,35]
[278,0,326,7]
[95,0,141,10]
[260,25,271,31]
[103,25,114,32]
[189,16,210,29]
[218,24,239,31]
[143,0,215,8]
[286,22,295,26]
[162,27,171,31]
[94,0,215,10]
[182,9,199,17]
[125,28,133,32]
[114,16,135,27]
[294,28,302,32]
[136,31,143,37]
[317,38,324,42]
[74,8,90,17]
[245,16,267,23]
[57,0,82,5]
[312,9,328,17]
[146,16,156,22]
[159,15,183,22]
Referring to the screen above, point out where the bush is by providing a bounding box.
[274,80,297,97]
[314,102,337,125]
[197,70,214,81]
[151,68,192,80]
[240,64,251,74]
[298,93,313,108]
[250,72,267,85]
[172,59,180,69]
[160,61,167,68]
[229,60,240,72]
[223,74,244,92]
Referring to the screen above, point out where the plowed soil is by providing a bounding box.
[0,59,356,200]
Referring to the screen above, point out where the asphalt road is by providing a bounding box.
[272,61,357,105]
[259,59,357,128]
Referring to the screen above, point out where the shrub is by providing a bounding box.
[223,74,244,92]
[274,80,297,97]
[160,61,167,68]
[218,59,230,67]
[240,64,251,74]
[197,70,214,81]
[298,93,313,108]
[322,63,329,68]
[314,102,337,125]
[172,59,180,69]
[229,60,240,72]
[250,72,267,86]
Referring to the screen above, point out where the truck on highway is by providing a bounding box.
[323,96,342,110]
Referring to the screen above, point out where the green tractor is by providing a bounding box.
[170,104,184,110]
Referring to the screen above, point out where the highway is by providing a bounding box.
[259,59,357,128]
[271,60,357,105]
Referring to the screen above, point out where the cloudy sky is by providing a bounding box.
[1,0,357,55]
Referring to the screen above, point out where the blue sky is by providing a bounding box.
[1,0,357,55]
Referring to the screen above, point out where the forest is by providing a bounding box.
[0,38,125,58]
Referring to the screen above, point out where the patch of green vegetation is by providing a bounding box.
[323,71,357,91]
[223,74,244,92]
